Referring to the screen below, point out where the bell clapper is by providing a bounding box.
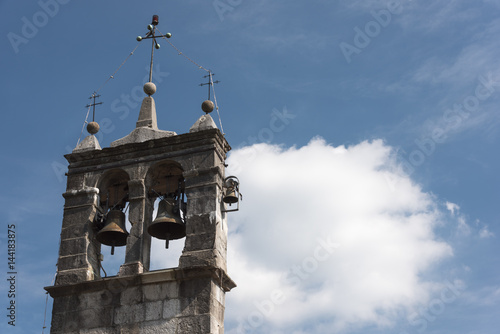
[111,245,115,256]
[165,233,170,249]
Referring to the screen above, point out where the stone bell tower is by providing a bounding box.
[45,16,238,334]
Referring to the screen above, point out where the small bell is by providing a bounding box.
[223,176,240,204]
[223,188,238,204]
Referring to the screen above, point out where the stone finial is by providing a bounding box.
[111,82,178,147]
[136,96,158,129]
[87,121,100,134]
[201,100,214,113]
[73,135,101,153]
[143,82,156,96]
[190,114,217,133]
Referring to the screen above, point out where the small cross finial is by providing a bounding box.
[199,71,220,100]
[85,92,103,122]
[136,15,172,84]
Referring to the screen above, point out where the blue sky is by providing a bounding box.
[1,0,500,333]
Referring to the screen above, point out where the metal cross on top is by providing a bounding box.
[199,71,220,100]
[86,92,102,122]
[136,15,172,83]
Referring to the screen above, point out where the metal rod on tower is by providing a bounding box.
[86,92,102,122]
[149,36,154,83]
[137,15,170,84]
[199,71,220,100]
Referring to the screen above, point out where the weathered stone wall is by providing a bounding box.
[47,268,234,334]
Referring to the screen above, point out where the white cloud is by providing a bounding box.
[224,138,453,333]
[409,17,500,89]
[446,201,460,216]
[443,203,494,239]
[479,226,494,238]
[457,216,471,236]
[462,285,500,306]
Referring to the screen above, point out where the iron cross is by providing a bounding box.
[85,92,102,122]
[199,71,220,100]
[136,15,172,83]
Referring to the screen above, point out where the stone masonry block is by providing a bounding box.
[185,172,218,189]
[80,307,113,329]
[211,283,225,305]
[128,201,145,226]
[138,319,179,334]
[55,268,93,285]
[183,153,217,174]
[52,295,80,314]
[57,253,89,271]
[63,191,98,209]
[118,261,144,276]
[120,286,142,305]
[79,290,114,309]
[196,293,211,315]
[145,300,163,321]
[211,315,224,334]
[184,232,216,251]
[177,314,211,334]
[142,281,179,301]
[104,276,136,296]
[128,179,146,197]
[187,195,218,215]
[212,300,225,323]
[179,250,217,268]
[59,237,88,257]
[114,304,145,325]
[60,223,89,240]
[185,214,217,235]
[179,297,196,317]
[179,278,211,299]
[61,207,94,229]
[163,298,181,319]
[50,311,80,332]
[65,173,85,191]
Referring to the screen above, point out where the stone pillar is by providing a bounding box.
[55,187,101,286]
[119,179,151,275]
[180,165,227,272]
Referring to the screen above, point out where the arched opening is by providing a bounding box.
[146,161,186,270]
[95,169,131,276]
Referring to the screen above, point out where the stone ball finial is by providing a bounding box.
[87,121,100,135]
[143,82,156,96]
[201,100,214,114]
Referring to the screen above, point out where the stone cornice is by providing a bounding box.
[45,265,236,298]
[65,129,230,174]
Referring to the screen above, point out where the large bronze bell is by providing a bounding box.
[148,199,185,248]
[96,209,129,255]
